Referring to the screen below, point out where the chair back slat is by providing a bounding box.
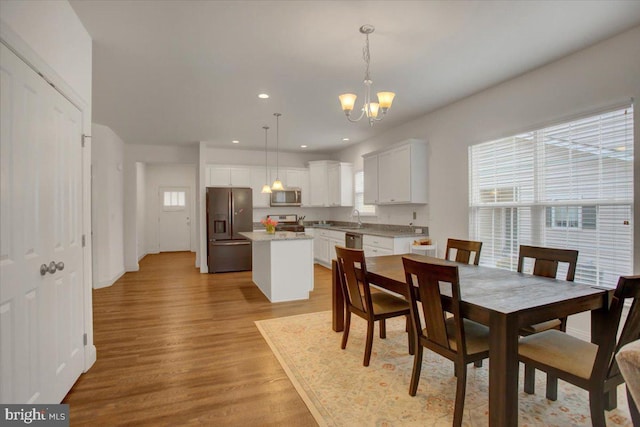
[517,245,578,281]
[603,276,640,380]
[403,257,461,351]
[335,246,370,313]
[445,239,482,265]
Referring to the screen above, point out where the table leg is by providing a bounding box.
[332,259,344,332]
[591,294,615,409]
[489,311,519,427]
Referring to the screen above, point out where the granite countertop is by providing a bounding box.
[307,223,428,239]
[239,231,313,241]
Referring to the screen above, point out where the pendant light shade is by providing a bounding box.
[271,113,284,191]
[261,125,272,194]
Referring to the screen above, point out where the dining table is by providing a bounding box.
[331,253,612,427]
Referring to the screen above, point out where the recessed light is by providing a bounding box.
[232,140,240,144]
[258,93,269,99]
[300,145,308,148]
[342,138,350,142]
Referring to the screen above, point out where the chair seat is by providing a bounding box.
[370,291,410,316]
[520,318,562,334]
[418,318,490,355]
[519,329,597,380]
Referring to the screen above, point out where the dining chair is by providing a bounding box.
[517,245,579,334]
[402,256,490,427]
[445,238,483,265]
[518,275,640,427]
[616,339,640,426]
[335,246,413,367]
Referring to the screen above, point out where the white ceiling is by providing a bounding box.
[70,0,640,154]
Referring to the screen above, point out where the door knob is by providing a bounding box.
[56,261,64,271]
[39,261,64,276]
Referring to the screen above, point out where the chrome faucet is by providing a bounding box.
[352,209,362,228]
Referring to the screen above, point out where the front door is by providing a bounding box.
[0,43,85,403]
[158,187,191,252]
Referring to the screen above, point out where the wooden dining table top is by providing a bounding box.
[365,253,607,318]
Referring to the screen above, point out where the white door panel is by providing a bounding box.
[158,187,191,252]
[0,43,84,404]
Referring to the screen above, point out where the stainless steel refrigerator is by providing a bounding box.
[206,187,253,273]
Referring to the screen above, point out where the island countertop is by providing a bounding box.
[239,231,313,242]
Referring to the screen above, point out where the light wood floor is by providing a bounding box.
[63,252,332,426]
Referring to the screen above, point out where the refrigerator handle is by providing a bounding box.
[229,190,234,237]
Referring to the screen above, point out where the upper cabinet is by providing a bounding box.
[207,165,251,187]
[308,161,353,207]
[363,139,428,204]
[207,164,309,208]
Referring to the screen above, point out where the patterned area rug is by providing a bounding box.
[256,311,632,427]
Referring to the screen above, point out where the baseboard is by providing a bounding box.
[84,344,97,372]
[138,251,148,262]
[93,269,125,289]
[125,264,139,272]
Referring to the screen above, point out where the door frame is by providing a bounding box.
[1,23,96,372]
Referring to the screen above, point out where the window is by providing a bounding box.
[354,171,376,216]
[469,106,634,288]
[163,191,186,211]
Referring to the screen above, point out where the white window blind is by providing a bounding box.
[354,171,376,215]
[469,106,634,288]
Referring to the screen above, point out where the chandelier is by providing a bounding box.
[338,25,395,126]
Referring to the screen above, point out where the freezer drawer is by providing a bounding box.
[208,240,252,273]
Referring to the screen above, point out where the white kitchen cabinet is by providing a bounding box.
[362,139,428,204]
[207,165,251,187]
[363,154,379,204]
[312,229,345,266]
[363,234,419,257]
[313,229,330,265]
[285,168,310,206]
[308,160,353,207]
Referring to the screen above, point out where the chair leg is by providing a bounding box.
[363,320,374,366]
[406,315,415,355]
[588,389,607,427]
[380,318,386,339]
[604,388,617,411]
[545,374,557,401]
[409,345,423,396]
[453,362,467,427]
[341,311,351,349]
[524,364,535,395]
[627,387,640,427]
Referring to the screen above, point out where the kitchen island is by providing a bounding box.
[239,231,314,302]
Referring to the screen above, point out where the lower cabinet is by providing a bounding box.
[313,229,345,266]
[363,235,418,258]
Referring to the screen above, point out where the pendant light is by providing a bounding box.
[271,112,284,191]
[260,125,272,194]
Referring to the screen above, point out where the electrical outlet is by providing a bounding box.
[414,228,423,234]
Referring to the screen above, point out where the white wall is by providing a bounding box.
[0,0,96,369]
[144,164,197,254]
[136,162,146,260]
[124,144,198,271]
[91,124,124,288]
[336,26,640,338]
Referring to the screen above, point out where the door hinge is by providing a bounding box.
[82,134,91,147]
[82,235,86,247]
[83,333,87,346]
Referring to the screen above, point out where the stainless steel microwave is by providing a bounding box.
[270,188,302,207]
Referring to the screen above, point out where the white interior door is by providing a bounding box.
[158,187,191,252]
[0,43,85,403]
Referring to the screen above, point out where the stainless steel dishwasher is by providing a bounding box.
[345,232,363,249]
